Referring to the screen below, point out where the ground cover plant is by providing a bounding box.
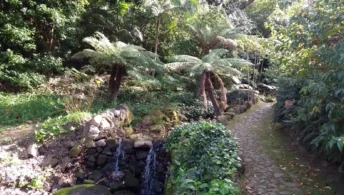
[165,122,241,195]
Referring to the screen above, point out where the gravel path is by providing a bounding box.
[228,103,303,195]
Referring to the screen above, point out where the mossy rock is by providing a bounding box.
[53,184,111,195]
[116,104,134,125]
[122,170,140,190]
[113,191,136,195]
[123,126,134,137]
[69,144,83,157]
[149,124,164,133]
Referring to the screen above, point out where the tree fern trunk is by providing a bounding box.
[205,71,221,116]
[109,65,125,97]
[109,65,118,96]
[201,71,208,109]
[213,73,227,111]
[154,16,160,55]
[112,66,125,97]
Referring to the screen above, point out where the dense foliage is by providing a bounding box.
[166,122,240,195]
[272,0,344,167]
[0,0,87,90]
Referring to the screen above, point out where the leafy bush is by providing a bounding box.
[165,122,240,195]
[272,1,344,168]
[1,71,46,90]
[26,55,64,75]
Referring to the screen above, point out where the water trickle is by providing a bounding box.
[114,138,123,171]
[111,138,124,181]
[141,143,157,195]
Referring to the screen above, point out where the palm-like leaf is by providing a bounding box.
[72,32,165,77]
[166,48,252,78]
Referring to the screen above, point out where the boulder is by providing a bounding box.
[113,191,135,195]
[135,150,148,160]
[86,155,96,162]
[105,139,117,149]
[122,139,134,151]
[116,104,134,126]
[227,89,256,105]
[27,143,38,158]
[89,170,104,181]
[89,115,102,127]
[89,125,100,134]
[122,170,140,190]
[97,154,108,166]
[134,139,152,148]
[237,84,253,90]
[100,118,112,130]
[85,140,96,148]
[149,125,164,133]
[129,133,143,140]
[85,161,96,169]
[58,177,76,187]
[95,139,106,147]
[69,144,83,157]
[123,126,134,137]
[53,184,111,195]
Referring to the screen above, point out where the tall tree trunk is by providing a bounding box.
[154,16,160,56]
[109,65,125,98]
[213,73,227,111]
[201,71,208,109]
[109,65,117,96]
[205,71,221,116]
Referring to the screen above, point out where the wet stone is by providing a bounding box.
[85,160,96,169]
[102,148,113,156]
[97,154,108,166]
[87,148,97,155]
[96,147,104,153]
[86,155,96,162]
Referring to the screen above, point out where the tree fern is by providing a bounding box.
[72,32,164,97]
[166,49,252,115]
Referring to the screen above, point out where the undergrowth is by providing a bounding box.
[165,122,240,195]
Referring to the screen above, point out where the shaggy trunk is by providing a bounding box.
[213,73,227,111]
[205,71,221,116]
[201,71,208,109]
[109,65,125,97]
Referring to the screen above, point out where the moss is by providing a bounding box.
[53,184,111,195]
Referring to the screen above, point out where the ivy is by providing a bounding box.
[165,122,240,195]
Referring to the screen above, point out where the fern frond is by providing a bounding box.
[72,49,113,69]
[202,49,229,63]
[167,55,202,63]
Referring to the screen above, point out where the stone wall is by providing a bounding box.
[65,104,168,194]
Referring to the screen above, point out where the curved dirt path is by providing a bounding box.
[228,102,344,195]
[228,103,303,195]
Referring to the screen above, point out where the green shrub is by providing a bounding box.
[26,55,64,75]
[165,122,240,195]
[0,71,46,90]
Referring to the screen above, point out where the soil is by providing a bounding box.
[227,102,344,195]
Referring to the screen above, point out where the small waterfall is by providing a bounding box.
[141,143,157,195]
[114,138,123,171]
[111,138,124,181]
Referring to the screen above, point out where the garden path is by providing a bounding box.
[227,103,343,195]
